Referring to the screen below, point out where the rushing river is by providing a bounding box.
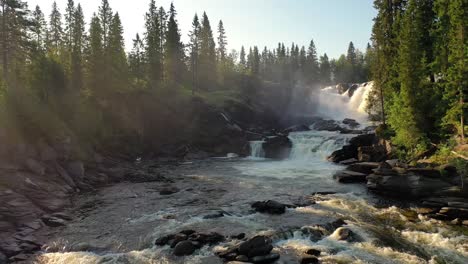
[37,129,468,264]
[37,84,467,263]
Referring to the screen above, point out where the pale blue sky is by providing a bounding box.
[27,0,376,59]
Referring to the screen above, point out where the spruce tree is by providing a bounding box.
[98,0,112,48]
[32,5,47,51]
[129,33,146,86]
[319,53,331,86]
[48,2,63,54]
[64,0,75,49]
[188,14,201,93]
[199,12,217,90]
[164,3,184,85]
[239,46,246,70]
[306,39,319,84]
[85,13,104,96]
[144,0,162,89]
[70,4,85,91]
[217,20,227,62]
[107,13,129,92]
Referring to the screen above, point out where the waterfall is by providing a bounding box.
[249,140,265,159]
[288,131,349,161]
[317,82,373,123]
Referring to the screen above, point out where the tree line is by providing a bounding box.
[0,0,371,153]
[369,0,467,158]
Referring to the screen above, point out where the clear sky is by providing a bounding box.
[26,0,377,59]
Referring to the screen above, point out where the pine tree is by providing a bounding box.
[188,14,201,93]
[164,3,184,85]
[48,2,63,54]
[144,0,162,89]
[199,12,217,90]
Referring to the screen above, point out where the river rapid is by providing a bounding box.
[36,83,468,263]
[35,129,468,264]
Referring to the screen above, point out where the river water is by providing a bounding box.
[37,84,467,263]
[36,129,468,264]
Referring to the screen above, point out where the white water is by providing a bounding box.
[38,82,468,264]
[317,82,373,123]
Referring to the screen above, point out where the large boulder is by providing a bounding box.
[346,162,380,174]
[342,118,360,128]
[328,145,357,163]
[357,146,387,162]
[262,135,292,160]
[238,236,273,258]
[283,124,310,134]
[173,241,196,256]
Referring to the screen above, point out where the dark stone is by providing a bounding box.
[231,233,246,240]
[358,146,387,162]
[305,248,321,256]
[0,252,7,263]
[333,227,353,241]
[173,241,196,256]
[349,134,376,148]
[301,227,325,242]
[170,233,188,248]
[439,207,468,220]
[408,168,441,178]
[262,135,292,160]
[238,236,273,257]
[250,253,280,263]
[223,253,238,261]
[301,256,319,264]
[342,118,360,128]
[346,162,380,174]
[334,170,368,183]
[189,232,225,244]
[252,200,286,215]
[155,234,175,246]
[179,230,196,236]
[328,145,357,163]
[159,187,179,195]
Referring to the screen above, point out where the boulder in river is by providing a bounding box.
[238,236,273,257]
[262,135,292,160]
[252,200,287,214]
[346,162,380,174]
[173,240,196,256]
[283,124,310,134]
[342,118,360,128]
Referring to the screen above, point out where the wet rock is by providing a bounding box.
[313,119,343,132]
[283,125,310,134]
[349,134,376,147]
[301,227,325,242]
[305,248,321,256]
[236,255,249,262]
[332,227,353,241]
[179,230,196,236]
[301,256,319,264]
[170,233,188,248]
[228,262,253,264]
[155,234,175,246]
[346,162,380,174]
[41,215,67,227]
[238,236,273,258]
[0,252,7,263]
[438,207,468,220]
[173,240,196,256]
[231,233,246,240]
[334,170,368,183]
[339,158,358,165]
[342,118,360,128]
[447,202,468,209]
[189,232,225,244]
[252,200,286,214]
[328,145,357,163]
[262,135,292,160]
[358,145,386,162]
[9,253,31,262]
[159,187,179,195]
[250,253,280,263]
[407,168,441,178]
